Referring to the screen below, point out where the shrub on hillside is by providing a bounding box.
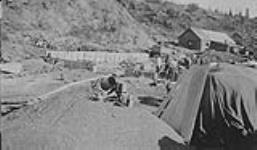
[185,3,199,13]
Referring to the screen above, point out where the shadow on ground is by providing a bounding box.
[158,136,189,150]
[138,96,163,107]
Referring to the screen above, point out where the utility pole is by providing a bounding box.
[245,8,250,19]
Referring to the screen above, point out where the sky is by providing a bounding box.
[168,0,257,17]
[0,2,2,19]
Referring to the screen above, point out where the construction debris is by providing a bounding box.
[0,62,23,74]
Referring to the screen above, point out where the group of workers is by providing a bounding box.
[150,42,194,87]
[88,41,195,106]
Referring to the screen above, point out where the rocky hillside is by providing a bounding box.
[119,0,257,53]
[2,0,256,61]
[1,0,154,61]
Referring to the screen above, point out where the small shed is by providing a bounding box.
[178,27,236,52]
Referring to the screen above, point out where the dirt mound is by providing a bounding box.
[1,0,154,61]
[1,81,185,150]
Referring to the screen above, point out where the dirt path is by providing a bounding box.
[36,75,106,101]
[1,70,100,115]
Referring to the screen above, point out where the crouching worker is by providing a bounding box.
[90,75,133,107]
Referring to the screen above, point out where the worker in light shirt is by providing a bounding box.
[90,74,131,107]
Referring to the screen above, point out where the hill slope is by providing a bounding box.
[119,0,257,54]
[1,0,154,61]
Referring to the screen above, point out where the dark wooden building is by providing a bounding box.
[178,27,236,52]
[231,32,243,46]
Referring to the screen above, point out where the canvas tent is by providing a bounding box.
[155,63,257,149]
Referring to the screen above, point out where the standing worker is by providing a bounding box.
[149,41,162,86]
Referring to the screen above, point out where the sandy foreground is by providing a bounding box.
[1,72,187,150]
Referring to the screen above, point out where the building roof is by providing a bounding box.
[190,27,236,45]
